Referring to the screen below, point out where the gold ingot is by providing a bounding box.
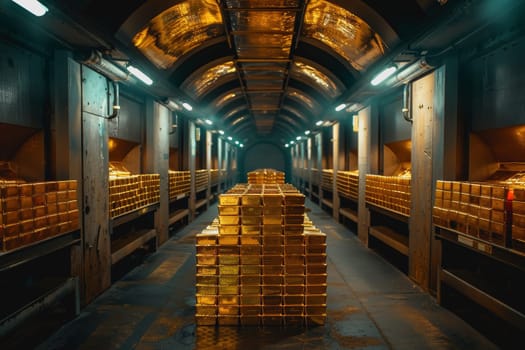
[305,232,326,245]
[285,265,305,275]
[218,205,239,215]
[262,245,283,255]
[240,316,260,326]
[284,316,304,326]
[196,233,218,245]
[240,295,261,306]
[219,285,239,295]
[242,206,262,216]
[218,235,238,245]
[306,254,326,264]
[196,305,217,316]
[262,225,282,235]
[306,284,327,294]
[195,315,217,326]
[306,315,326,326]
[263,305,282,315]
[240,245,261,255]
[196,284,217,295]
[196,275,217,285]
[284,225,303,235]
[219,245,239,255]
[284,206,305,215]
[307,274,327,285]
[262,215,281,225]
[285,285,304,295]
[262,255,283,265]
[218,305,239,316]
[263,235,283,246]
[241,275,260,285]
[219,265,239,275]
[284,306,303,316]
[263,195,282,206]
[217,316,239,326]
[241,255,260,265]
[219,275,239,286]
[284,215,305,225]
[263,206,282,216]
[285,235,304,245]
[219,225,239,235]
[285,245,304,255]
[241,216,261,225]
[219,216,240,225]
[307,264,327,275]
[219,295,239,305]
[284,295,304,305]
[262,295,282,305]
[219,255,239,265]
[242,195,261,206]
[241,225,261,235]
[263,265,283,275]
[306,294,327,305]
[284,194,305,205]
[241,265,261,275]
[263,275,283,285]
[219,194,240,206]
[306,244,326,255]
[240,285,260,294]
[240,235,261,245]
[196,265,217,275]
[306,306,327,315]
[285,275,305,285]
[196,245,216,255]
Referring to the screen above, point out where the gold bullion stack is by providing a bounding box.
[247,169,285,184]
[195,183,327,327]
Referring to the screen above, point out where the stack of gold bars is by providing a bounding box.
[210,169,220,186]
[195,169,210,192]
[337,170,359,200]
[247,169,285,184]
[433,179,525,252]
[195,181,327,327]
[168,170,191,199]
[365,174,411,215]
[321,169,333,191]
[1,179,79,251]
[109,166,160,218]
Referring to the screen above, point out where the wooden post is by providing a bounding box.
[206,130,212,208]
[217,136,223,194]
[409,72,436,289]
[81,66,111,303]
[188,121,196,221]
[333,122,340,221]
[307,136,313,200]
[144,100,170,245]
[316,133,322,200]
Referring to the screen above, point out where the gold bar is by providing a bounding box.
[306,284,327,294]
[306,244,326,254]
[285,264,305,275]
[263,275,283,285]
[219,285,239,295]
[262,215,282,225]
[240,255,260,265]
[240,245,261,255]
[241,264,261,275]
[218,235,238,245]
[217,316,239,326]
[219,216,240,225]
[285,245,304,255]
[284,215,304,225]
[240,235,261,245]
[240,285,261,294]
[262,295,282,305]
[240,295,261,306]
[195,315,217,326]
[306,264,327,274]
[262,225,282,235]
[242,206,262,216]
[218,255,239,265]
[241,275,261,285]
[285,275,305,285]
[284,306,303,315]
[241,225,261,235]
[262,265,283,275]
[219,265,239,275]
[263,206,282,216]
[307,274,327,285]
[284,235,304,245]
[196,265,217,275]
[219,194,240,205]
[263,305,282,315]
[196,305,217,316]
[218,305,239,316]
[218,206,239,215]
[219,225,239,235]
[196,285,217,295]
[241,216,261,225]
[284,295,304,305]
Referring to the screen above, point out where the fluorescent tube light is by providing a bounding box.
[304,130,311,135]
[239,144,244,148]
[12,0,48,16]
[227,136,233,141]
[296,136,301,141]
[182,102,193,111]
[218,130,224,135]
[315,120,323,126]
[371,66,397,86]
[235,141,239,145]
[127,65,153,85]
[285,144,289,148]
[335,103,347,112]
[205,119,213,125]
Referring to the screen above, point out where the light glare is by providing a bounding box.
[126,65,153,85]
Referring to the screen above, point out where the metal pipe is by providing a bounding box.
[402,84,412,124]
[387,57,435,87]
[81,51,129,82]
[107,81,120,120]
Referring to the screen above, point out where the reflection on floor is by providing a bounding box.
[35,200,497,349]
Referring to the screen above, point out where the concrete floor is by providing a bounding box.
[36,201,497,349]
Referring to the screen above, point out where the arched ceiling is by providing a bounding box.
[37,0,457,145]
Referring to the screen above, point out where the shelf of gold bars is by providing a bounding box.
[337,170,359,201]
[195,183,327,327]
[247,169,285,185]
[169,170,191,200]
[109,163,160,218]
[365,174,411,217]
[433,177,525,253]
[195,169,210,193]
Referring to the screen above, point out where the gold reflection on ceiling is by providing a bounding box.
[182,61,237,98]
[214,91,241,110]
[287,90,316,110]
[132,0,223,69]
[303,0,387,71]
[292,61,341,99]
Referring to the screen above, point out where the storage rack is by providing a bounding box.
[337,170,359,226]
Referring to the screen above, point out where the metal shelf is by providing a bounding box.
[111,228,157,265]
[366,203,409,224]
[110,203,159,229]
[168,209,190,226]
[321,198,333,208]
[435,226,525,272]
[169,193,188,203]
[195,198,208,210]
[339,208,358,223]
[369,225,409,256]
[0,230,80,272]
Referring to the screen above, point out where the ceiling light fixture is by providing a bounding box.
[239,144,244,148]
[315,120,323,126]
[12,0,48,16]
[227,136,233,141]
[371,66,397,86]
[182,102,193,111]
[304,130,311,135]
[218,130,224,135]
[205,119,213,125]
[296,136,301,141]
[235,141,239,145]
[126,65,153,85]
[335,103,347,112]
[285,144,289,148]
[290,141,295,145]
